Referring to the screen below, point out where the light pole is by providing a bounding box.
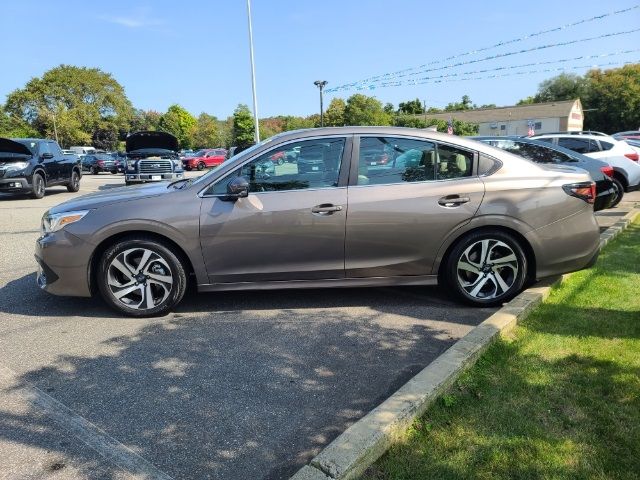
[314,80,327,127]
[246,0,260,142]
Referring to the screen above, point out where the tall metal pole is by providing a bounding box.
[314,80,327,127]
[246,0,260,142]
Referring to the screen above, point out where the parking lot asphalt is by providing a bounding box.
[0,173,638,480]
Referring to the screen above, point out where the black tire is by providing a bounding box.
[197,162,205,171]
[97,237,187,317]
[30,172,46,199]
[66,169,80,192]
[125,180,133,186]
[609,177,624,208]
[443,230,528,307]
[277,158,284,165]
[91,166,99,175]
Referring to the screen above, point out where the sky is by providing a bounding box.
[2,0,639,119]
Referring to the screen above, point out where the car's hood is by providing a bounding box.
[0,138,33,156]
[49,182,172,214]
[126,131,178,153]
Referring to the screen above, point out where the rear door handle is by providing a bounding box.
[311,204,343,215]
[438,196,470,207]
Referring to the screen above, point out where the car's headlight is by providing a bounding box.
[41,210,90,234]
[5,161,29,172]
[127,160,136,169]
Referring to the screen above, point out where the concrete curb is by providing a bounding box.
[291,208,640,480]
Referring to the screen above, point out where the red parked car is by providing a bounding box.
[183,148,227,171]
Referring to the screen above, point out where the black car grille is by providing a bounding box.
[138,159,173,173]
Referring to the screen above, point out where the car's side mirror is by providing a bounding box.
[41,153,54,160]
[225,176,249,200]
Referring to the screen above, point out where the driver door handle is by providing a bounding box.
[311,204,343,215]
[438,195,470,207]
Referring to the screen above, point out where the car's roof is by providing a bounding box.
[532,132,622,143]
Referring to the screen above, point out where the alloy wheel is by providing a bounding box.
[106,248,173,310]
[35,176,45,196]
[456,239,519,300]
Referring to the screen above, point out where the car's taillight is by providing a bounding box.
[624,152,639,161]
[563,181,596,204]
[600,166,614,178]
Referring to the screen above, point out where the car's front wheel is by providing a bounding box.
[444,230,527,307]
[97,237,187,317]
[30,173,46,199]
[197,162,205,171]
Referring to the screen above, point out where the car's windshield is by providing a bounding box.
[13,140,38,155]
[193,149,208,157]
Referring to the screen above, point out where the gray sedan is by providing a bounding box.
[35,127,601,316]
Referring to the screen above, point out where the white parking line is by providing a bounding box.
[0,364,173,480]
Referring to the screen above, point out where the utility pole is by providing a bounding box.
[423,99,427,124]
[246,0,260,142]
[51,111,59,144]
[314,80,328,127]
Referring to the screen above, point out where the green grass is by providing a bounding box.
[362,221,640,480]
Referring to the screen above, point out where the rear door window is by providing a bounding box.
[557,137,596,154]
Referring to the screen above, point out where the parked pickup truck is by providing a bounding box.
[0,137,82,199]
[124,131,185,186]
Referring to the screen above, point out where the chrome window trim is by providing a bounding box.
[197,134,351,198]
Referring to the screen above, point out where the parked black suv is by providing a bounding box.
[124,131,184,186]
[0,138,81,199]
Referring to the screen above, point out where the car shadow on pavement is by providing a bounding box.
[0,272,488,327]
[0,289,477,479]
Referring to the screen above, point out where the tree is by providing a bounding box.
[5,65,133,147]
[533,73,589,103]
[130,109,162,132]
[232,104,255,148]
[0,104,38,137]
[398,98,424,115]
[584,64,640,132]
[343,94,393,126]
[384,102,395,115]
[92,124,118,150]
[280,115,315,132]
[444,95,474,111]
[324,98,346,127]
[516,96,536,105]
[158,104,196,149]
[394,115,427,128]
[193,113,222,148]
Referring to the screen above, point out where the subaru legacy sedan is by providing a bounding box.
[36,127,601,316]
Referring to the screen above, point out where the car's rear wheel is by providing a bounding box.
[197,162,205,171]
[609,177,624,208]
[66,169,80,192]
[444,230,527,307]
[97,238,187,317]
[277,158,284,165]
[91,166,99,175]
[30,173,45,199]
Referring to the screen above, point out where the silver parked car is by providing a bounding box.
[35,127,601,316]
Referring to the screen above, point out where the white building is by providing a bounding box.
[420,99,584,136]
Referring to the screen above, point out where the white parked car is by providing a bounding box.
[532,133,640,196]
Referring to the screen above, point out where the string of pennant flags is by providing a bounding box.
[351,49,639,88]
[363,60,636,91]
[326,4,639,90]
[326,27,640,93]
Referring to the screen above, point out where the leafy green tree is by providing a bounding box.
[516,96,536,105]
[444,95,474,111]
[130,109,162,132]
[324,98,346,127]
[533,73,589,103]
[92,123,118,150]
[398,98,424,115]
[158,104,196,149]
[5,65,133,147]
[584,64,640,132]
[384,102,395,115]
[343,94,392,126]
[232,104,255,148]
[0,104,38,137]
[394,115,427,128]
[280,115,315,132]
[193,113,222,148]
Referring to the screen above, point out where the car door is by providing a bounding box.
[49,141,70,182]
[199,136,351,283]
[345,135,485,278]
[38,141,61,183]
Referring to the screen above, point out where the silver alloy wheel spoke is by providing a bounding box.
[457,239,519,300]
[106,247,173,310]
